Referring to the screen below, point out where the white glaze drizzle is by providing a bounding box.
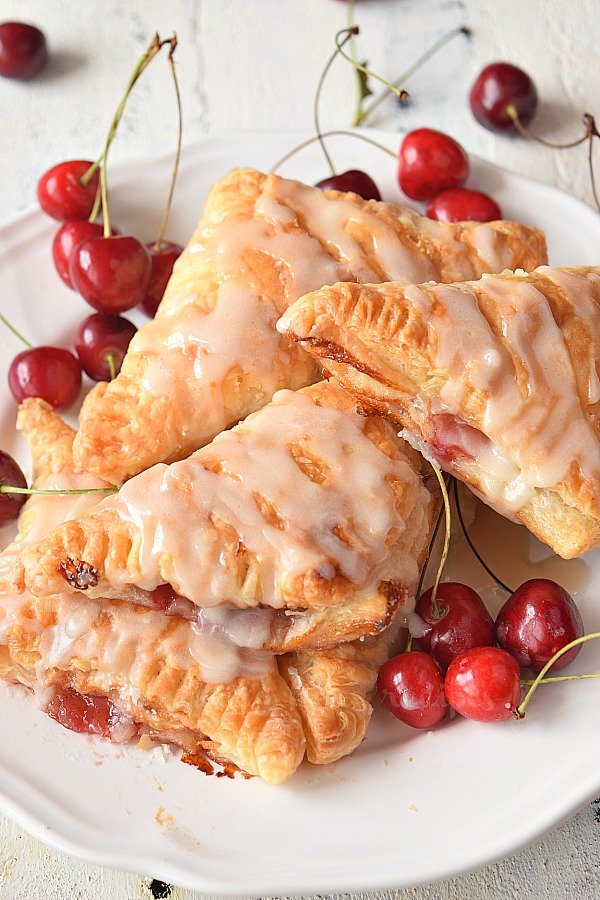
[105,388,428,607]
[131,173,520,446]
[404,267,600,511]
[0,469,275,685]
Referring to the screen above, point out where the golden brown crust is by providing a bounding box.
[16,383,438,620]
[279,621,403,766]
[73,167,547,486]
[0,591,305,785]
[280,266,600,558]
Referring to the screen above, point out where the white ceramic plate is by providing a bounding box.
[1,131,600,896]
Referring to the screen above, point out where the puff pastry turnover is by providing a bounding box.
[0,400,304,784]
[73,167,547,485]
[16,383,438,632]
[279,266,600,559]
[1,395,428,781]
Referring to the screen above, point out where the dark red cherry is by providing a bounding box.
[496,579,584,672]
[445,647,521,723]
[377,651,447,729]
[52,221,105,289]
[37,160,100,222]
[426,188,502,223]
[415,582,495,669]
[139,241,183,317]
[316,169,382,201]
[0,22,47,80]
[398,128,469,201]
[75,313,136,382]
[70,235,152,314]
[469,63,538,133]
[0,450,28,524]
[8,346,82,410]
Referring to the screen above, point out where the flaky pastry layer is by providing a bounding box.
[279,266,600,558]
[73,167,547,485]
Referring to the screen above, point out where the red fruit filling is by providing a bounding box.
[45,685,138,742]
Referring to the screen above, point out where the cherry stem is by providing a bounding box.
[354,25,470,127]
[507,107,600,213]
[269,128,397,176]
[335,27,409,108]
[314,28,358,175]
[153,36,182,253]
[0,485,118,497]
[429,464,451,617]
[515,630,600,718]
[0,312,32,349]
[99,34,173,238]
[105,353,117,382]
[453,479,514,594]
[521,672,600,686]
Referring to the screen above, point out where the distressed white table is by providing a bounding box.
[1,1,599,898]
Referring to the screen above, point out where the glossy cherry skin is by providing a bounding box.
[469,63,538,133]
[52,221,105,289]
[0,450,28,524]
[316,169,382,201]
[445,647,521,723]
[139,241,183,317]
[377,651,447,729]
[398,128,469,201]
[496,579,584,672]
[75,313,136,381]
[37,160,100,222]
[0,22,47,80]
[426,188,502,223]
[8,346,82,410]
[415,582,496,669]
[70,235,152,314]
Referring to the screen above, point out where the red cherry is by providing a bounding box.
[496,579,584,673]
[37,160,100,222]
[426,188,502,223]
[398,128,469,201]
[8,346,82,410]
[445,647,521,723]
[0,22,47,80]
[52,221,105,289]
[415,582,496,669]
[139,241,183,317]
[75,313,137,382]
[469,63,538,133]
[70,235,152,314]
[0,450,28,524]
[377,651,447,729]
[316,170,382,201]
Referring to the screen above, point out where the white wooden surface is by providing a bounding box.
[1,0,600,897]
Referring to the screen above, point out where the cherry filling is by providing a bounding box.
[129,583,198,620]
[427,414,490,466]
[45,685,139,742]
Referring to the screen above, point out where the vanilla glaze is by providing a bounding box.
[99,387,429,607]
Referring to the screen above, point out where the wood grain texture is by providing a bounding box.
[0,0,599,897]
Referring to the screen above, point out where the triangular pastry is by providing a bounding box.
[0,400,305,784]
[2,391,436,782]
[16,382,439,627]
[73,167,547,485]
[278,266,600,559]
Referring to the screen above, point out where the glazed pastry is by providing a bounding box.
[1,395,432,781]
[17,383,439,625]
[73,167,548,485]
[278,266,600,559]
[0,401,305,784]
